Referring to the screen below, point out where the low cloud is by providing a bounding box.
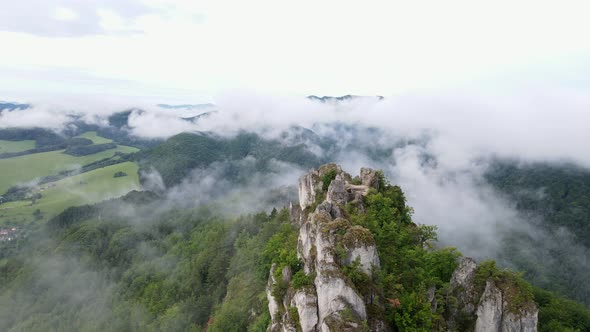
[4,87,590,276]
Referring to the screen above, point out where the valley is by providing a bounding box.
[0,131,140,226]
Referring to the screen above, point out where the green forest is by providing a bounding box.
[487,161,590,306]
[1,173,589,331]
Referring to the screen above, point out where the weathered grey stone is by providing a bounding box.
[292,290,319,332]
[326,174,348,205]
[346,184,370,197]
[475,280,504,332]
[450,256,479,315]
[315,273,367,325]
[474,279,539,332]
[316,201,345,220]
[267,264,281,326]
[451,257,477,290]
[299,170,321,210]
[289,201,302,224]
[299,164,345,210]
[448,257,538,332]
[360,168,380,190]
[512,308,538,332]
[282,266,293,284]
[343,227,380,276]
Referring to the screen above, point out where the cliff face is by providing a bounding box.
[447,257,538,332]
[268,164,538,332]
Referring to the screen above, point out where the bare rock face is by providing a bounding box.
[474,280,539,332]
[475,280,504,332]
[269,165,386,332]
[298,164,343,210]
[298,169,320,211]
[360,168,380,190]
[451,257,478,289]
[267,264,280,322]
[450,257,479,315]
[297,210,371,330]
[267,264,298,332]
[448,258,538,332]
[502,309,538,332]
[342,225,380,275]
[292,290,319,332]
[289,201,302,224]
[326,174,348,205]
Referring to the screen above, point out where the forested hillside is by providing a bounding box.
[487,162,590,246]
[1,170,589,331]
[486,161,590,305]
[137,132,323,188]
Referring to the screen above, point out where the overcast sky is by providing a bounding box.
[1,0,590,102]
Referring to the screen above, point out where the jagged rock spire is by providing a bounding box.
[268,164,386,332]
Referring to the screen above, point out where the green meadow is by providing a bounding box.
[0,161,140,224]
[0,145,139,193]
[75,131,113,144]
[0,140,36,153]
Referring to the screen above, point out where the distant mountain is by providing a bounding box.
[181,111,218,123]
[0,101,30,111]
[157,103,216,110]
[307,94,384,102]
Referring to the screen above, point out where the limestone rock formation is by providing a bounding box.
[268,165,386,332]
[473,279,538,332]
[449,257,479,318]
[298,164,344,211]
[448,257,538,332]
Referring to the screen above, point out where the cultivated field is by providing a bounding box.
[75,131,113,144]
[0,145,139,193]
[0,161,140,225]
[0,140,36,153]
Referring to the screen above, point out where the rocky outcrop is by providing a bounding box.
[474,280,504,332]
[267,264,280,322]
[268,165,386,332]
[447,257,538,332]
[502,310,538,332]
[269,164,538,332]
[292,291,319,332]
[298,163,374,213]
[360,168,380,190]
[473,279,538,332]
[450,257,479,318]
[267,264,297,332]
[299,164,344,210]
[326,174,348,205]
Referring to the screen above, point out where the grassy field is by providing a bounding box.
[0,145,139,193]
[75,131,113,144]
[0,140,36,153]
[0,162,140,225]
